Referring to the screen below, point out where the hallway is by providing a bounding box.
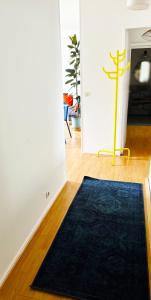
[0,130,150,300]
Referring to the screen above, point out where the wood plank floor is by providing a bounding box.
[0,127,151,300]
[126,125,151,158]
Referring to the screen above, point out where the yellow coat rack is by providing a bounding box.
[98,49,130,165]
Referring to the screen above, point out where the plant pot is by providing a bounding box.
[71,116,81,129]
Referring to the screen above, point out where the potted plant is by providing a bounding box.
[65,34,80,129]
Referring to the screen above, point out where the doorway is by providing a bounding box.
[59,0,81,147]
[124,27,151,157]
[128,48,151,125]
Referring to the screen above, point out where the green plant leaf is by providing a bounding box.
[70,51,76,56]
[65,68,75,73]
[65,79,74,84]
[72,34,77,45]
[65,34,80,94]
[69,34,77,46]
[65,73,76,78]
[70,60,75,65]
[74,63,79,69]
[67,45,75,49]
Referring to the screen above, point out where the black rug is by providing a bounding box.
[31,176,150,300]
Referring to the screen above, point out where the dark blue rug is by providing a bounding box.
[31,176,150,300]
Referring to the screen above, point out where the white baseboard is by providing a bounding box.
[0,180,66,288]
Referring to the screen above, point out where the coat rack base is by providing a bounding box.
[97,147,130,166]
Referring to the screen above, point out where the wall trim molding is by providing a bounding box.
[0,180,67,288]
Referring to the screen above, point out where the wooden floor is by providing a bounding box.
[0,126,151,300]
[126,125,151,158]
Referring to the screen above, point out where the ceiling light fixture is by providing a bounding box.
[127,0,151,10]
[142,29,151,40]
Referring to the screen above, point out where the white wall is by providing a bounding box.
[80,0,151,153]
[0,0,66,284]
[60,0,80,93]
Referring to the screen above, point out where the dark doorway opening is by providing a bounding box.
[127,48,151,125]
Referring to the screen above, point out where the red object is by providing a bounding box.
[63,93,73,106]
[63,93,68,104]
[67,95,73,106]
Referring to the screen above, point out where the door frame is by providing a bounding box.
[120,27,151,150]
